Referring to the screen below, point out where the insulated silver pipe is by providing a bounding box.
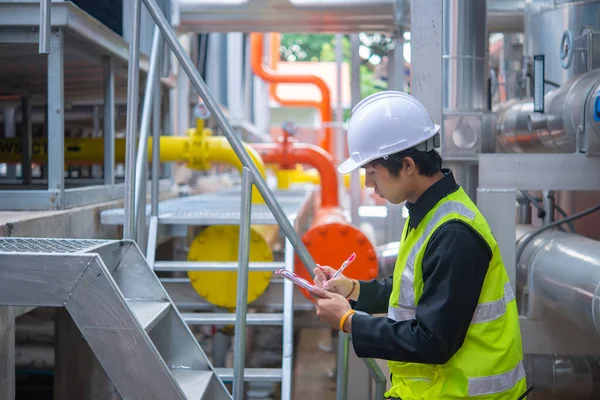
[495,69,600,154]
[518,229,600,335]
[442,0,487,202]
[524,354,600,400]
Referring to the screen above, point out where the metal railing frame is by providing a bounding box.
[337,333,387,400]
[122,0,318,398]
[120,1,387,398]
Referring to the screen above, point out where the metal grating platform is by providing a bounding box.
[100,188,311,226]
[0,238,114,254]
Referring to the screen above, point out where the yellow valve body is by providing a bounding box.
[187,225,273,308]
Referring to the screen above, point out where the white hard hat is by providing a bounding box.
[338,91,440,175]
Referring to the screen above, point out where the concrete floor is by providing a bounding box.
[294,328,337,400]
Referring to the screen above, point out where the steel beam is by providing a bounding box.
[103,56,116,186]
[47,29,65,205]
[0,307,15,400]
[479,153,600,191]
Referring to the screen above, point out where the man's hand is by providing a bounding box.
[312,287,354,332]
[313,265,355,297]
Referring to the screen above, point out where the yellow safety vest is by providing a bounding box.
[386,187,526,399]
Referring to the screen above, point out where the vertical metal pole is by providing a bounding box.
[124,0,142,240]
[336,332,350,400]
[281,238,295,400]
[334,33,346,217]
[146,35,163,262]
[349,34,362,226]
[543,190,555,226]
[4,108,16,179]
[227,33,244,121]
[233,167,252,400]
[21,96,32,185]
[134,27,161,245]
[151,36,163,217]
[142,0,317,277]
[48,29,64,207]
[0,307,15,400]
[362,357,387,400]
[410,0,443,139]
[103,56,115,186]
[39,0,51,54]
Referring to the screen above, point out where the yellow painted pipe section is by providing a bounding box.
[0,133,266,203]
[270,164,365,190]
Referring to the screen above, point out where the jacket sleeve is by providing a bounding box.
[351,277,394,315]
[350,221,492,364]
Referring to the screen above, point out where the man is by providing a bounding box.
[312,91,527,399]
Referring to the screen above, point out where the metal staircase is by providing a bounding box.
[101,187,305,398]
[0,237,230,400]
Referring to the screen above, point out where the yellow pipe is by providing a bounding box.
[269,164,365,190]
[0,132,266,203]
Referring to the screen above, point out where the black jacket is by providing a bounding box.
[350,169,492,364]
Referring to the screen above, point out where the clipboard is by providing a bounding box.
[275,269,325,297]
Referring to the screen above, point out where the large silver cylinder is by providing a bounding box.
[442,0,488,202]
[524,1,600,86]
[518,229,600,336]
[494,69,600,153]
[443,0,488,112]
[524,354,600,400]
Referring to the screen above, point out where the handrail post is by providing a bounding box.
[336,332,350,400]
[39,0,50,54]
[362,357,387,399]
[124,0,142,240]
[141,0,317,278]
[133,26,162,244]
[233,167,252,400]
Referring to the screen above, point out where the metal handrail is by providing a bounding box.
[137,0,318,276]
[133,27,162,244]
[337,332,387,400]
[123,1,319,398]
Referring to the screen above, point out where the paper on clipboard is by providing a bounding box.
[275,269,325,297]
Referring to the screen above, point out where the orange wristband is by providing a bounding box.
[339,309,356,333]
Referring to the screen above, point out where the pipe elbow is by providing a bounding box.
[290,143,339,208]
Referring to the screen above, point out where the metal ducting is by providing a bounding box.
[524,354,600,400]
[177,0,524,34]
[517,228,600,336]
[441,0,489,202]
[494,69,600,153]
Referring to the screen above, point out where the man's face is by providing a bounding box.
[362,161,408,204]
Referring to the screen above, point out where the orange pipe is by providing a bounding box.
[253,141,339,209]
[269,34,323,110]
[250,33,333,154]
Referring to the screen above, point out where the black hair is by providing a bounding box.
[369,147,443,177]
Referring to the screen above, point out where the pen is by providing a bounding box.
[331,252,356,279]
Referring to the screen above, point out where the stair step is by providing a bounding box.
[171,369,213,400]
[154,261,284,272]
[215,368,283,383]
[182,312,284,326]
[127,300,171,332]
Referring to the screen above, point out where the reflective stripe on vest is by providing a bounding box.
[388,281,516,324]
[468,360,526,396]
[397,201,476,309]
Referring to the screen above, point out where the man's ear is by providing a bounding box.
[403,157,416,175]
